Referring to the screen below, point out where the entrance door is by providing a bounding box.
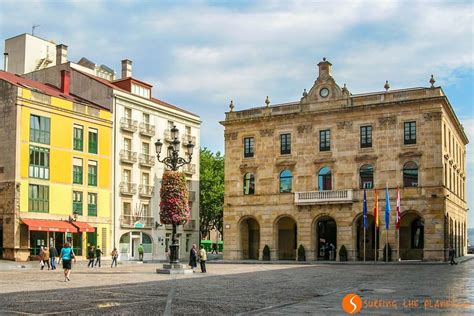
[240,218,260,260]
[277,217,297,260]
[87,231,97,248]
[132,237,140,259]
[316,217,337,260]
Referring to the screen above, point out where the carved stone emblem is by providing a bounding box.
[423,112,442,121]
[259,129,274,137]
[378,116,396,127]
[297,125,312,134]
[224,132,238,141]
[337,120,353,130]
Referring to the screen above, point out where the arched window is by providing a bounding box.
[279,170,293,193]
[142,233,152,244]
[411,218,424,249]
[403,161,418,187]
[318,167,332,191]
[243,173,255,195]
[359,164,374,189]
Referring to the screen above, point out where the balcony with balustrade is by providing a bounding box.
[120,117,138,132]
[182,163,196,175]
[164,129,173,142]
[181,134,197,146]
[120,214,154,229]
[139,184,154,198]
[294,189,353,205]
[183,219,196,231]
[120,182,137,196]
[139,122,155,137]
[120,150,137,164]
[139,153,155,167]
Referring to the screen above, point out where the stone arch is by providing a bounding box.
[399,211,424,260]
[353,212,377,261]
[313,214,337,260]
[274,215,297,260]
[238,216,260,260]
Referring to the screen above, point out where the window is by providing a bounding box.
[30,115,50,144]
[73,126,84,151]
[124,138,132,151]
[403,161,418,187]
[185,126,191,135]
[142,142,149,155]
[404,122,416,145]
[318,167,332,191]
[243,173,255,195]
[88,193,97,216]
[28,184,49,212]
[168,120,174,130]
[29,146,49,179]
[280,133,291,155]
[123,169,131,183]
[279,170,293,193]
[320,130,331,151]
[411,218,424,249]
[359,164,374,189]
[244,137,254,158]
[88,161,97,186]
[142,173,150,185]
[143,113,150,124]
[360,126,372,148]
[132,84,150,98]
[73,158,83,184]
[73,191,83,215]
[125,108,132,120]
[142,204,150,216]
[123,202,131,216]
[88,129,98,154]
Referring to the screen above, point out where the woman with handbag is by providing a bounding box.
[58,242,76,282]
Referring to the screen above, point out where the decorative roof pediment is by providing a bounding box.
[398,151,423,159]
[239,163,258,172]
[275,159,297,167]
[355,154,378,162]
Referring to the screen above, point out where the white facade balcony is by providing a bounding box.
[139,184,154,198]
[139,153,155,167]
[120,150,137,164]
[182,163,196,175]
[120,117,138,132]
[120,214,154,229]
[120,182,137,196]
[181,134,197,146]
[294,189,353,205]
[183,219,196,231]
[164,129,173,142]
[139,122,155,137]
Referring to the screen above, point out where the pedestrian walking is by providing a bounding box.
[189,244,197,272]
[138,244,144,261]
[58,242,76,282]
[39,246,46,270]
[95,246,103,267]
[111,248,118,268]
[199,245,207,273]
[87,246,95,268]
[43,246,50,270]
[211,243,218,254]
[449,246,458,265]
[49,245,58,270]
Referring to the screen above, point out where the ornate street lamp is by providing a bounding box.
[155,126,194,265]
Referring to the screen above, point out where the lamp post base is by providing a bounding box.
[156,263,193,274]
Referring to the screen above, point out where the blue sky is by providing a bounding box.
[1,0,473,226]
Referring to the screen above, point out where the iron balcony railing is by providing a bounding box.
[182,164,196,175]
[120,150,138,164]
[181,134,197,146]
[139,122,155,137]
[294,189,354,205]
[120,117,138,132]
[120,182,137,195]
[183,219,196,231]
[120,214,154,229]
[139,184,154,197]
[139,153,155,167]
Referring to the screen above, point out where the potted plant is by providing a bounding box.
[297,244,306,261]
[262,245,270,261]
[339,245,348,261]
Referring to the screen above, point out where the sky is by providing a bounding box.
[0,0,473,226]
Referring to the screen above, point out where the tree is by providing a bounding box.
[199,147,224,239]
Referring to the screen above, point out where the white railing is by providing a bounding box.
[295,189,353,204]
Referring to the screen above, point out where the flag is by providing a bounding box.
[395,187,401,230]
[385,185,391,230]
[363,190,368,229]
[374,189,379,228]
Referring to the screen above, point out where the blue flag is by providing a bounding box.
[385,185,391,230]
[363,189,368,229]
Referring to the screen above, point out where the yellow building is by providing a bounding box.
[0,70,112,261]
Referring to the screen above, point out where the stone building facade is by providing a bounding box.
[221,59,468,262]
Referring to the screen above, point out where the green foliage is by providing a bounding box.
[199,147,224,238]
[339,245,348,261]
[263,245,270,261]
[297,244,306,261]
[159,171,189,225]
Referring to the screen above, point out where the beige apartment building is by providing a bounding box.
[221,59,468,262]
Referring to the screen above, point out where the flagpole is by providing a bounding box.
[363,225,366,262]
[397,229,400,262]
[374,220,377,262]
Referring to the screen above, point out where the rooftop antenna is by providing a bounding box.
[32,24,40,36]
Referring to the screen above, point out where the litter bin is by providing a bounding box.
[200,240,212,252]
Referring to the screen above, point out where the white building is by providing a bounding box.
[6,33,201,261]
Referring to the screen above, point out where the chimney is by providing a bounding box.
[3,53,8,72]
[121,59,132,79]
[60,70,70,95]
[56,44,68,65]
[317,57,333,79]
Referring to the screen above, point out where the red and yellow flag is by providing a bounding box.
[374,189,379,228]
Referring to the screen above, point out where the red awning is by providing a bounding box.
[21,219,77,233]
[72,221,95,232]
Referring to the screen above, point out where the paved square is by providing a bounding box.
[0,259,472,315]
